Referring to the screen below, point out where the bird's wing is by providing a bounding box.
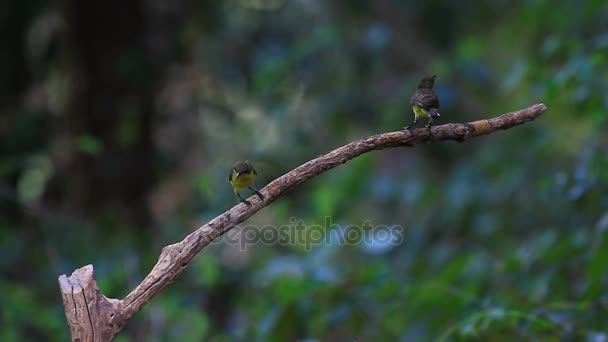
[229,168,235,183]
[411,91,439,110]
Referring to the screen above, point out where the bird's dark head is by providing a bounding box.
[234,160,255,175]
[417,75,437,89]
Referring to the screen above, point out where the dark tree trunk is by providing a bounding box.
[45,0,171,227]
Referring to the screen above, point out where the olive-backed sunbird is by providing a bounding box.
[229,160,264,206]
[405,75,440,129]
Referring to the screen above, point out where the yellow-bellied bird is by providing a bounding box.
[229,160,264,206]
[405,75,440,129]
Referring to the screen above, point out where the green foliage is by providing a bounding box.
[438,308,561,341]
[1,0,608,341]
[76,134,103,155]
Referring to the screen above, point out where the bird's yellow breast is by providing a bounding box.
[412,105,430,119]
[231,171,256,192]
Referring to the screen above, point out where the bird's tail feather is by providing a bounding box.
[429,108,440,118]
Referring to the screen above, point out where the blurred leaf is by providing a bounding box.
[457,36,483,61]
[273,275,309,305]
[194,255,220,287]
[116,109,141,148]
[17,155,52,205]
[76,134,103,155]
[585,230,608,299]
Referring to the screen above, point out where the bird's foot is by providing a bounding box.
[404,120,417,130]
[240,198,252,206]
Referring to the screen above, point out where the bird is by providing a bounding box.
[405,75,440,129]
[229,160,265,206]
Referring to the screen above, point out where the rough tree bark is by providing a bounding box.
[58,103,547,341]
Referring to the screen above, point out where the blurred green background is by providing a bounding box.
[1,0,607,341]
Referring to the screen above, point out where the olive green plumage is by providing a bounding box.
[229,160,264,206]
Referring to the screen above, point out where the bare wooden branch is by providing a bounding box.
[59,265,123,341]
[58,103,547,341]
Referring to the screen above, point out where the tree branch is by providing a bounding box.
[58,103,547,341]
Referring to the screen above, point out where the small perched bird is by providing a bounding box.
[405,75,440,129]
[229,160,264,206]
